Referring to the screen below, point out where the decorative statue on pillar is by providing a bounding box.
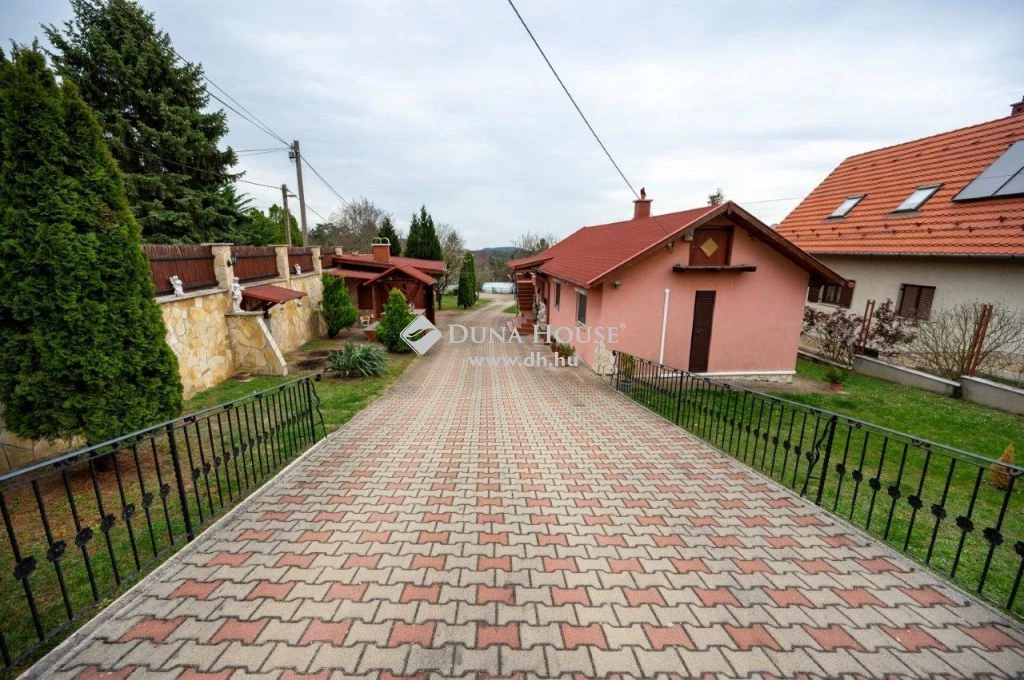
[230,277,243,313]
[294,264,302,275]
[169,275,184,297]
[536,299,547,325]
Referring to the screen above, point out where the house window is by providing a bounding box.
[576,289,587,325]
[807,280,855,308]
[554,282,561,310]
[893,184,941,213]
[897,284,936,320]
[828,195,865,219]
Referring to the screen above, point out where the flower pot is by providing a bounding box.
[364,328,377,341]
[830,382,843,392]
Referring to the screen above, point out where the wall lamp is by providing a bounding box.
[613,280,624,288]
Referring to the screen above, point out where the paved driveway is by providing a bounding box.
[31,300,1024,679]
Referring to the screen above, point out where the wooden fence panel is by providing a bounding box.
[288,247,314,275]
[142,244,217,296]
[231,246,279,282]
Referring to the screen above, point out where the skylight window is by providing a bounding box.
[953,140,1024,201]
[893,184,941,213]
[828,194,865,218]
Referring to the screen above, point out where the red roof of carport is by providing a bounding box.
[242,284,306,304]
[328,268,378,280]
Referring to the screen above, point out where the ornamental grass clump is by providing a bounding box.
[326,344,387,378]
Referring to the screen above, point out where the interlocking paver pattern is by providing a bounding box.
[28,300,1024,679]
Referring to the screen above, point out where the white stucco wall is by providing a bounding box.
[809,255,1024,316]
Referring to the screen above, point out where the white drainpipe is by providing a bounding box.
[658,288,670,365]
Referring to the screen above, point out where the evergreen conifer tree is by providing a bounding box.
[457,251,477,308]
[377,216,402,256]
[320,273,357,338]
[0,45,182,443]
[375,289,414,353]
[404,205,443,260]
[45,0,241,243]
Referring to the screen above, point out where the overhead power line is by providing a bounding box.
[237,179,282,191]
[168,45,291,147]
[300,156,351,208]
[506,0,639,200]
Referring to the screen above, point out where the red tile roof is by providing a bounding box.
[511,202,845,287]
[777,113,1024,256]
[331,253,445,274]
[242,284,306,305]
[361,264,437,287]
[327,268,378,280]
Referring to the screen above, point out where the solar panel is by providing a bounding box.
[953,140,1024,201]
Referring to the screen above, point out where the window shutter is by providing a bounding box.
[897,284,915,318]
[917,286,936,321]
[838,280,855,308]
[807,284,821,303]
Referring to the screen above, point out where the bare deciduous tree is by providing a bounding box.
[912,303,1024,379]
[326,197,390,253]
[512,231,559,257]
[434,223,465,308]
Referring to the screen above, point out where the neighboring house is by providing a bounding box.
[325,241,445,323]
[510,195,846,379]
[778,98,1024,322]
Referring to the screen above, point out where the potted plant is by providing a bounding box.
[825,367,848,392]
[554,342,576,366]
[618,354,636,391]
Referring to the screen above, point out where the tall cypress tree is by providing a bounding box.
[456,251,477,309]
[405,205,443,261]
[0,45,182,443]
[45,0,240,243]
[377,215,402,256]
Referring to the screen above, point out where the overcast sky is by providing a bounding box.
[5,0,1023,249]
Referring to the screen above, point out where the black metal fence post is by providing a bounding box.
[165,422,195,542]
[814,415,839,505]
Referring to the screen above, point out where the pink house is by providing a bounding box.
[510,194,846,381]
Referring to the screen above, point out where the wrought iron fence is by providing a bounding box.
[611,351,1024,619]
[0,376,326,671]
[142,244,218,296]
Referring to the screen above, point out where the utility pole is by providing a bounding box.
[291,140,309,246]
[281,183,292,247]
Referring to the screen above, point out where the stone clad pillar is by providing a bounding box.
[275,246,290,282]
[311,246,322,276]
[206,243,234,289]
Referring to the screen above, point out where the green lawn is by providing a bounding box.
[776,359,1022,460]
[502,303,518,314]
[438,294,488,311]
[0,350,414,671]
[184,353,415,433]
[618,361,1024,618]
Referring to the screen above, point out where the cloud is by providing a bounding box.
[5,0,1022,247]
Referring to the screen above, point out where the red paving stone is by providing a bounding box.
[28,302,1024,678]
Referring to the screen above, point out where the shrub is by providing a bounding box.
[825,367,849,385]
[320,273,357,338]
[376,288,414,353]
[555,342,576,359]
[326,344,387,378]
[990,442,1016,492]
[913,303,1024,379]
[867,299,917,357]
[0,46,182,443]
[457,250,476,308]
[803,307,861,365]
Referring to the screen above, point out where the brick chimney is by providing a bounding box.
[1012,95,1024,117]
[632,186,652,220]
[371,239,391,263]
